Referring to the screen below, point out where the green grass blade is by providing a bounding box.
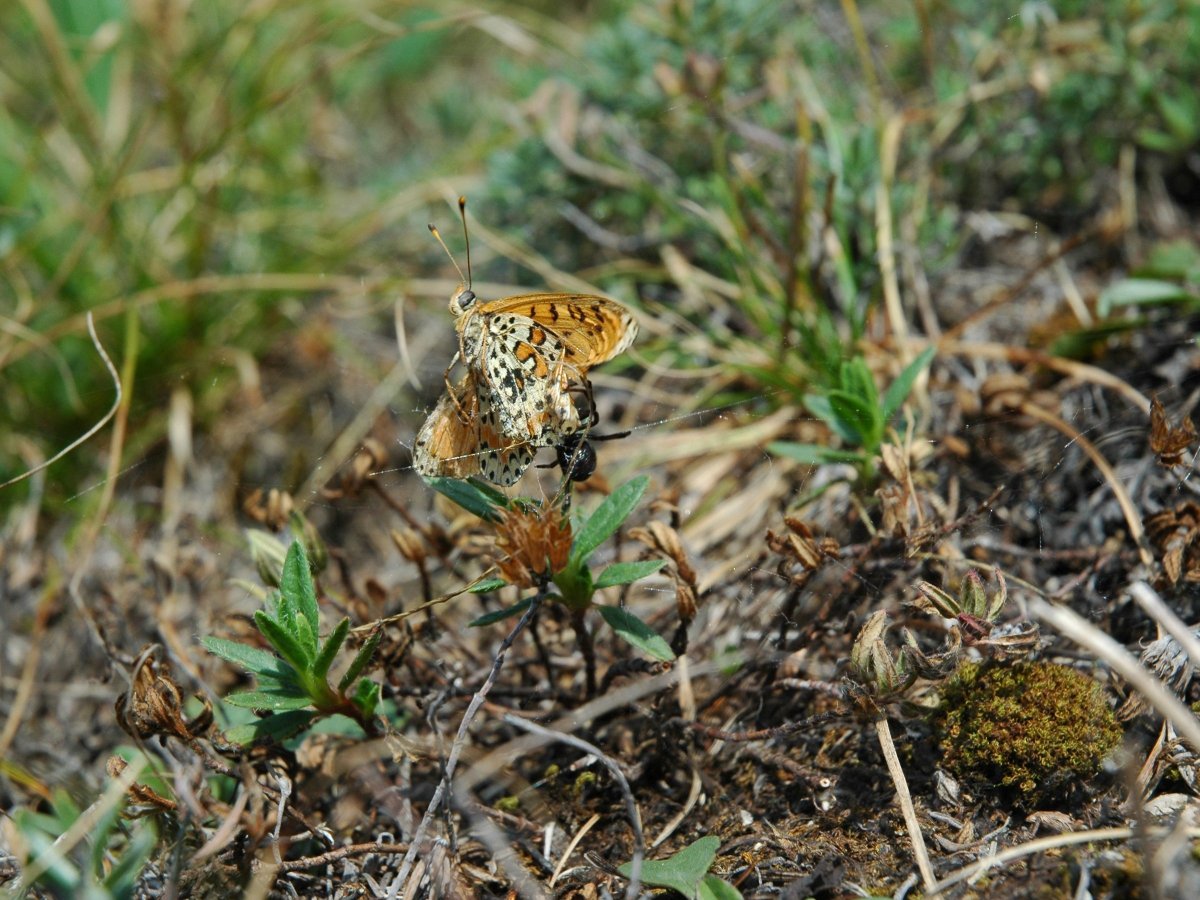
[594,559,666,589]
[881,345,935,422]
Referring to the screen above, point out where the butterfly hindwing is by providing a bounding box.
[413,373,537,486]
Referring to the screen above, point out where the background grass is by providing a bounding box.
[4,0,1198,499]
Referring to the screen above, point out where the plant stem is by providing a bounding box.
[573,608,597,698]
[874,716,936,893]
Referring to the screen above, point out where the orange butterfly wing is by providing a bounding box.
[475,293,638,372]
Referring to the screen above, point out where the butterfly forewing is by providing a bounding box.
[473,294,638,369]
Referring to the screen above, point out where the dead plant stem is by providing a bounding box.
[875,716,937,892]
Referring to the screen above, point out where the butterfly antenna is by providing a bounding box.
[427,221,468,287]
[458,195,472,290]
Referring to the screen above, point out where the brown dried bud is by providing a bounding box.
[848,611,911,700]
[115,648,212,743]
[1145,502,1200,585]
[327,439,388,498]
[243,487,294,529]
[628,521,700,626]
[1150,396,1196,469]
[391,528,427,565]
[106,756,177,816]
[493,504,573,589]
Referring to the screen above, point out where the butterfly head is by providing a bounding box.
[449,285,477,316]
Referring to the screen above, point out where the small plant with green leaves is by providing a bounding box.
[202,541,382,744]
[1097,238,1200,319]
[769,346,935,483]
[8,787,156,900]
[425,474,670,691]
[617,836,741,900]
[909,567,1039,669]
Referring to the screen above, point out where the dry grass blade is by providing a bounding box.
[0,315,119,490]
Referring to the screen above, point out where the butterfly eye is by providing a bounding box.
[457,289,476,309]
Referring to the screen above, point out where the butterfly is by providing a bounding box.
[449,288,638,444]
[430,198,638,447]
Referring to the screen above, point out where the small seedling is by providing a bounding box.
[770,346,935,482]
[202,541,382,744]
[617,835,741,900]
[426,474,671,662]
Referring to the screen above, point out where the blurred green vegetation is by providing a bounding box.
[0,0,579,499]
[3,0,1199,504]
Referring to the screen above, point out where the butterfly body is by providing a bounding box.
[451,290,637,444]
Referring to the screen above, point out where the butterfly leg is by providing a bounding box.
[442,351,473,423]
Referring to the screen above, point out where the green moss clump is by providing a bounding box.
[938,662,1122,807]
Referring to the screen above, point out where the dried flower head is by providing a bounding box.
[493,503,573,589]
[1145,501,1200,585]
[115,648,212,743]
[1149,396,1197,469]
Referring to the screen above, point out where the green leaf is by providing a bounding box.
[596,605,675,661]
[254,610,313,671]
[1136,127,1182,153]
[469,597,535,627]
[279,541,320,643]
[424,476,504,521]
[1138,240,1200,281]
[224,690,314,711]
[469,577,509,593]
[618,835,721,897]
[313,618,349,680]
[201,636,289,678]
[1047,319,1145,358]
[225,710,317,746]
[826,389,880,448]
[1098,278,1192,316]
[569,476,649,566]
[840,357,879,408]
[353,679,381,718]
[880,346,935,422]
[292,613,318,665]
[1157,91,1200,141]
[768,442,864,465]
[338,628,383,693]
[699,873,744,900]
[594,559,667,589]
[804,393,859,444]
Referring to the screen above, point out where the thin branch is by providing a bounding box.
[389,591,545,896]
[276,841,409,873]
[930,826,1200,895]
[875,717,937,893]
[1127,581,1200,666]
